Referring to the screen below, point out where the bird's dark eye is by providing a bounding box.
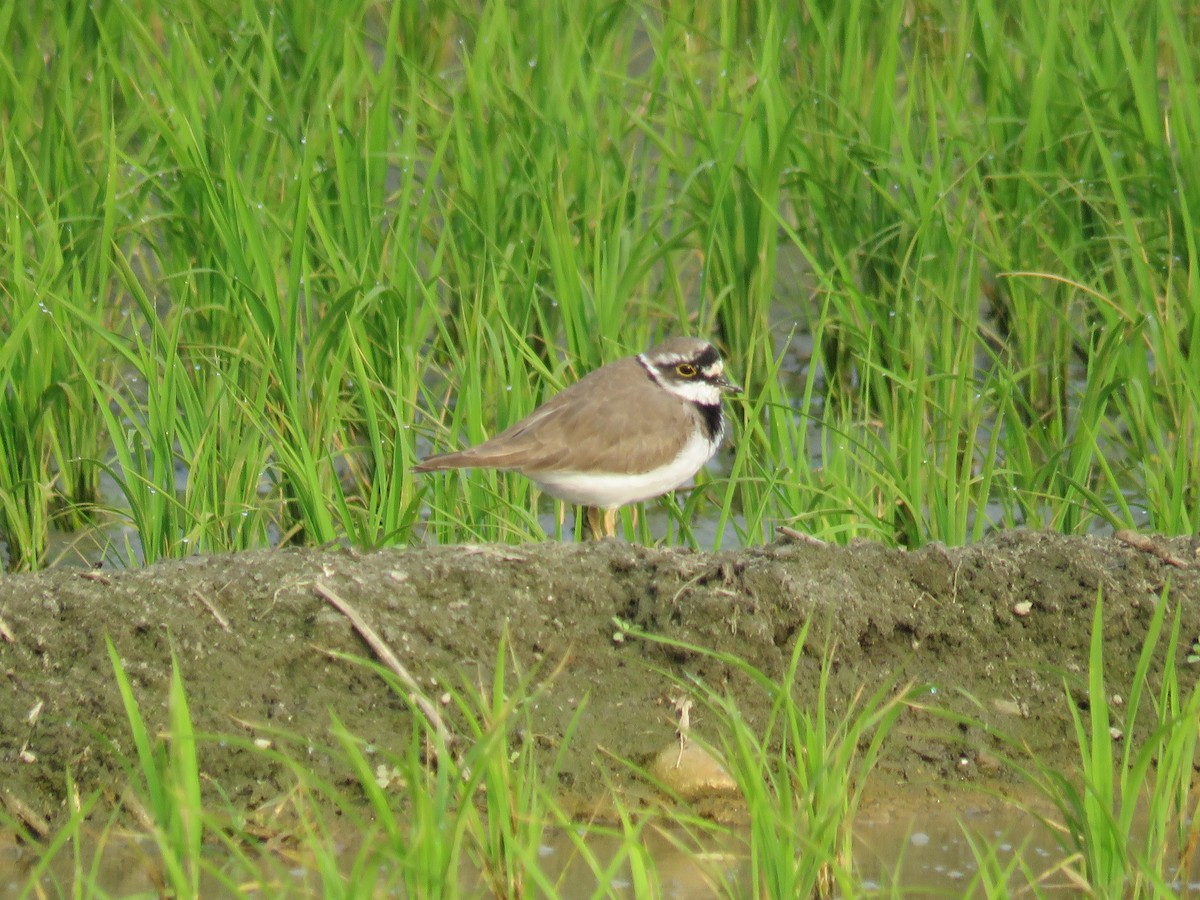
[675,363,697,378]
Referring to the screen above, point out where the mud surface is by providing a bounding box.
[2,530,1199,828]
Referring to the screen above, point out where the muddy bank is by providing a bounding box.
[2,530,1198,828]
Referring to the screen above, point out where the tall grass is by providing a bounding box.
[1,0,1198,566]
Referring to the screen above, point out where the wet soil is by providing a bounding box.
[2,530,1199,830]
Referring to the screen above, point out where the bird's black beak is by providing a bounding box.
[716,373,742,394]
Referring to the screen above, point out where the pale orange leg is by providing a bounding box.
[586,507,618,539]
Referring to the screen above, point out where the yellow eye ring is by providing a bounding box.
[675,363,697,377]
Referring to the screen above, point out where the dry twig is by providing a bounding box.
[314,581,450,748]
[190,588,232,631]
[777,525,829,546]
[1115,529,1190,568]
[2,790,50,839]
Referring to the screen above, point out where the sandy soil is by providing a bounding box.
[2,530,1198,831]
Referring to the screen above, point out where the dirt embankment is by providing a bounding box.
[2,530,1198,828]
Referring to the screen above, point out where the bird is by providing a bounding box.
[413,337,741,538]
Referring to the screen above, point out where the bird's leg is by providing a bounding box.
[585,507,604,539]
[585,507,617,539]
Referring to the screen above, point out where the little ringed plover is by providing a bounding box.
[413,337,741,537]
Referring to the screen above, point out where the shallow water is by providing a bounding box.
[538,801,1079,898]
[6,800,1194,898]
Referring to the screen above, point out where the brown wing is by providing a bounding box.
[414,356,698,475]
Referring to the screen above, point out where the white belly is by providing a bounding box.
[528,432,718,508]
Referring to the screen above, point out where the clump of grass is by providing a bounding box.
[320,630,565,897]
[1070,589,1200,894]
[104,637,213,896]
[977,584,1200,895]
[958,824,1063,898]
[619,617,915,897]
